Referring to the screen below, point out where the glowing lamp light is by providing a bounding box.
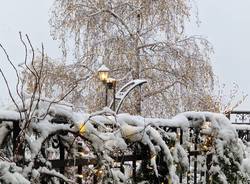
[151,154,156,160]
[202,145,208,151]
[97,170,103,175]
[79,123,87,135]
[98,64,110,82]
[106,78,116,89]
[78,152,85,157]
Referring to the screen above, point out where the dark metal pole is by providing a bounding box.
[132,149,136,182]
[248,130,250,141]
[206,153,212,183]
[59,138,65,184]
[77,143,82,184]
[13,120,21,160]
[179,129,183,183]
[120,159,124,173]
[194,129,199,184]
[105,83,108,107]
[187,128,192,183]
[180,129,183,145]
[113,83,116,111]
[187,154,190,183]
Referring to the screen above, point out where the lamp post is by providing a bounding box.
[97,65,116,109]
[98,65,147,113]
[98,64,110,107]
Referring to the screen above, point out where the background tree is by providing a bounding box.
[48,0,215,116]
[23,55,90,110]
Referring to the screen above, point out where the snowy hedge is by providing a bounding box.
[0,100,248,184]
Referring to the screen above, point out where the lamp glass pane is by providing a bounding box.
[99,71,108,81]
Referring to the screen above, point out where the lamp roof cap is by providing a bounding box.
[98,64,110,72]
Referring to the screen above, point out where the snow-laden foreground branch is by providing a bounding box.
[0,101,249,184]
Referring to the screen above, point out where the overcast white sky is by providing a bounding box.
[1,0,250,110]
[189,0,250,109]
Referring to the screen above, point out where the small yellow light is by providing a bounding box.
[95,169,103,176]
[176,132,181,139]
[203,145,208,151]
[76,174,84,178]
[78,152,85,157]
[151,154,156,160]
[168,177,172,184]
[79,123,87,135]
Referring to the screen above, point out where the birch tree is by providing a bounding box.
[48,0,214,116]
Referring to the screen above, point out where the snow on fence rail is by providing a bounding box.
[0,107,249,184]
[227,111,250,143]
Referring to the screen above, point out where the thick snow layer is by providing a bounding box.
[0,161,30,184]
[0,110,20,120]
[233,124,250,130]
[38,167,73,183]
[181,111,238,140]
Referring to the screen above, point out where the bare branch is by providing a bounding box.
[0,68,22,119]
[39,83,79,121]
[0,43,22,103]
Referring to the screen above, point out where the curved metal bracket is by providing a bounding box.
[109,79,147,114]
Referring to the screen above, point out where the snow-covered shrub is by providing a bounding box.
[0,101,249,183]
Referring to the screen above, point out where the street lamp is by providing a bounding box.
[97,65,147,113]
[98,64,116,108]
[97,64,110,83]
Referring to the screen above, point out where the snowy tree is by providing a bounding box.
[48,0,215,116]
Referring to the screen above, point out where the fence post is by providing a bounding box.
[206,153,212,183]
[179,128,183,183]
[77,142,83,184]
[194,128,199,184]
[132,148,137,183]
[59,138,65,184]
[187,128,192,183]
[12,120,21,158]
